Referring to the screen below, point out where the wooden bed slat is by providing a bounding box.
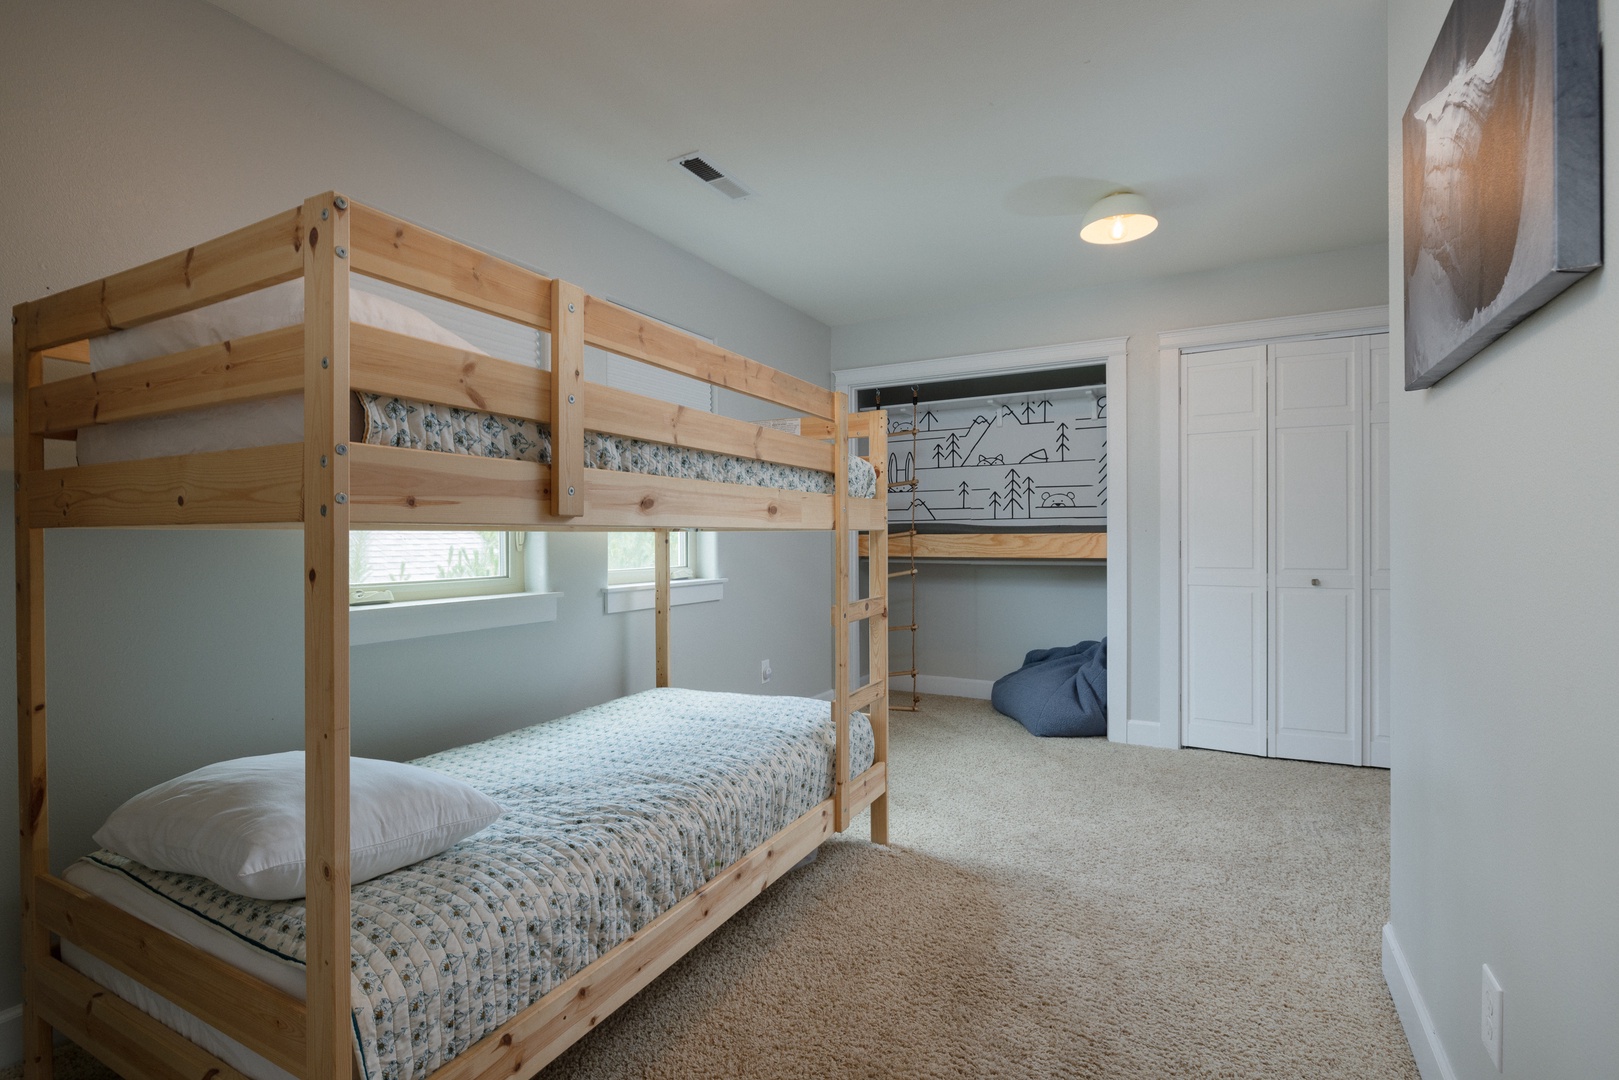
[32,957,255,1080]
[350,324,551,419]
[35,876,305,1073]
[22,207,305,352]
[846,761,887,820]
[421,799,837,1080]
[861,531,1109,560]
[585,295,836,420]
[346,443,840,531]
[848,679,885,713]
[30,326,304,436]
[588,382,834,472]
[842,595,886,624]
[349,327,834,473]
[349,204,554,331]
[24,444,303,528]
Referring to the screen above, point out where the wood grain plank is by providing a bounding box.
[301,191,353,1080]
[32,957,253,1080]
[848,679,885,713]
[550,280,585,516]
[23,207,305,352]
[24,445,303,528]
[655,529,671,688]
[347,444,835,530]
[14,309,54,1080]
[349,203,553,330]
[351,324,552,420]
[420,801,835,1080]
[588,383,833,472]
[860,531,1108,560]
[846,762,887,820]
[832,394,851,833]
[585,295,835,419]
[349,328,834,473]
[30,326,303,435]
[35,876,304,1073]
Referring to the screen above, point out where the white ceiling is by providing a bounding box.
[205,0,1389,327]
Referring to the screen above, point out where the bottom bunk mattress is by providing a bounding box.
[62,689,875,1080]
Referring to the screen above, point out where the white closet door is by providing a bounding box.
[1269,339,1363,765]
[1182,346,1268,757]
[1365,335,1392,768]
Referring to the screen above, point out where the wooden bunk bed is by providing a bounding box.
[13,192,891,1080]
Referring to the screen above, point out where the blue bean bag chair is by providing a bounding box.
[991,638,1108,737]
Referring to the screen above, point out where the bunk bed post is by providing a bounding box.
[301,193,353,1080]
[654,528,671,687]
[867,412,891,846]
[550,280,585,517]
[13,307,55,1080]
[831,395,852,832]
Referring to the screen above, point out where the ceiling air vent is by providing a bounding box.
[671,153,755,201]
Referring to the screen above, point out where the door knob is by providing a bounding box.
[1311,578,1321,586]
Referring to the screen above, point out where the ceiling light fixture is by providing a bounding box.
[1080,191,1158,245]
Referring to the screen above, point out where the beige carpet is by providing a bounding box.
[12,695,1417,1079]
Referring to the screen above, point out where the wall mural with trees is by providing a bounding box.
[886,393,1106,530]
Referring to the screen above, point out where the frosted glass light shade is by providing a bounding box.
[1080,192,1158,245]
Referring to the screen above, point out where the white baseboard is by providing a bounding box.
[0,1002,23,1069]
[1383,923,1457,1080]
[1124,717,1163,746]
[915,675,994,700]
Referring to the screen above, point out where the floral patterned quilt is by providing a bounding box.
[360,394,879,499]
[79,690,875,1080]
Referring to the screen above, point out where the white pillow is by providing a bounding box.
[93,752,502,901]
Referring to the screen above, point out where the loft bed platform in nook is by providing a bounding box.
[13,192,891,1080]
[858,530,1106,561]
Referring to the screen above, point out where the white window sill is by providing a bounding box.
[603,577,727,614]
[351,591,561,646]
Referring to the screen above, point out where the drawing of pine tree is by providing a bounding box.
[1055,422,1070,461]
[1021,474,1035,518]
[1037,399,1052,422]
[919,409,939,431]
[1005,469,1025,515]
[944,431,962,465]
[988,490,1004,519]
[1020,401,1036,424]
[957,480,971,508]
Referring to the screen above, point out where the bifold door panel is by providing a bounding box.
[1181,335,1388,766]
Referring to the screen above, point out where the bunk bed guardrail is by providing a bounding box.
[13,192,891,1080]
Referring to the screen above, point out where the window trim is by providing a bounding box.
[605,529,697,586]
[350,532,526,606]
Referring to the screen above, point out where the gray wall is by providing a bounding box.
[0,0,836,1041]
[833,243,1389,700]
[1385,2,1618,1077]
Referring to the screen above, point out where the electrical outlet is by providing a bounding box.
[1481,964,1504,1071]
[760,659,773,684]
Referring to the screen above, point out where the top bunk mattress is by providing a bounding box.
[72,281,877,499]
[64,688,875,1080]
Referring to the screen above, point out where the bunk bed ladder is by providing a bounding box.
[882,389,922,712]
[833,399,890,843]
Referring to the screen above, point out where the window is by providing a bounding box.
[606,531,695,585]
[351,531,525,604]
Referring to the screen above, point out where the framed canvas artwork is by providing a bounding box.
[1402,0,1602,390]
